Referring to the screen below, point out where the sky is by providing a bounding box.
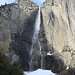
[0,0,16,6]
[0,0,45,6]
[31,0,45,6]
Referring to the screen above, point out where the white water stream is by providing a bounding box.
[29,7,43,71]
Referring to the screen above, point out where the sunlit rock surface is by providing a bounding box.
[40,0,75,71]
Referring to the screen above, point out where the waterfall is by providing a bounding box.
[29,7,43,71]
[38,38,43,69]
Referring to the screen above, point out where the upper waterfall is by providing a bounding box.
[29,7,43,71]
[33,7,40,44]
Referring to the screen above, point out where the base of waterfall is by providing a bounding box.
[24,69,56,75]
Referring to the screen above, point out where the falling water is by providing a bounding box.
[29,7,43,71]
[38,38,43,69]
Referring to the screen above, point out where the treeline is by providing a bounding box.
[0,51,23,75]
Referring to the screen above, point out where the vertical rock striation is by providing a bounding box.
[41,0,75,72]
[0,0,39,70]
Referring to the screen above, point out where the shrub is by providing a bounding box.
[0,51,23,75]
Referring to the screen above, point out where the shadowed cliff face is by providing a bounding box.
[0,0,39,70]
[40,0,75,72]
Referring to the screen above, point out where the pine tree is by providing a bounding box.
[0,51,23,75]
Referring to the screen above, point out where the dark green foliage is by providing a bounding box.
[0,51,23,75]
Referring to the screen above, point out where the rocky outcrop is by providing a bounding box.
[59,68,75,75]
[0,0,38,70]
[40,0,75,72]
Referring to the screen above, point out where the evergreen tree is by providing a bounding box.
[0,51,23,75]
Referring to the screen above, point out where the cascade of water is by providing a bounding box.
[38,38,43,69]
[29,7,43,71]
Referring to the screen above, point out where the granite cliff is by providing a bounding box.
[0,0,75,74]
[40,0,75,72]
[0,0,38,70]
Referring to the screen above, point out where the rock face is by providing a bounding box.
[0,0,75,73]
[41,0,75,72]
[0,0,38,70]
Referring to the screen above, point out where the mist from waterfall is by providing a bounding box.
[29,7,43,71]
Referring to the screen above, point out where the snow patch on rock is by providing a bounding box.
[24,69,56,75]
